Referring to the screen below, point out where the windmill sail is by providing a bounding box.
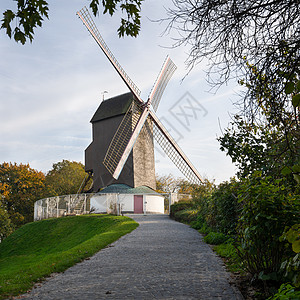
[103,99,143,176]
[149,56,177,112]
[78,6,203,186]
[150,113,203,185]
[77,7,142,103]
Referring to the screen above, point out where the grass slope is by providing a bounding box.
[0,214,138,299]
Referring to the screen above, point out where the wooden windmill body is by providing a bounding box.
[85,92,156,192]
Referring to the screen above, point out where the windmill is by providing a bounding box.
[77,7,203,192]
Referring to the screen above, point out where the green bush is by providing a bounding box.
[190,214,206,229]
[210,178,241,235]
[198,222,212,234]
[203,232,228,245]
[236,172,299,279]
[170,200,194,218]
[215,242,237,257]
[173,208,198,223]
[279,224,300,287]
[190,179,240,235]
[268,283,300,299]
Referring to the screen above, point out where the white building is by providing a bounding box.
[90,184,165,214]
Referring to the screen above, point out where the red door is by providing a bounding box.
[134,195,143,214]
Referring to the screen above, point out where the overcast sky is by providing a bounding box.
[0,0,240,183]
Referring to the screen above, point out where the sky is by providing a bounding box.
[0,0,240,184]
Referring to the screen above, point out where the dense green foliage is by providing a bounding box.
[214,242,242,274]
[172,178,240,237]
[280,224,300,287]
[1,0,143,44]
[236,173,299,279]
[0,214,138,299]
[170,201,194,219]
[203,232,227,245]
[210,179,240,235]
[268,283,300,300]
[213,52,299,297]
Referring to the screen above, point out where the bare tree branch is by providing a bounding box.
[165,0,300,86]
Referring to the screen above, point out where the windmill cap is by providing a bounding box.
[90,92,133,123]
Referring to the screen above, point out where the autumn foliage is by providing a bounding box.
[0,160,89,240]
[0,162,46,229]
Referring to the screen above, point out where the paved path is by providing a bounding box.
[19,215,243,299]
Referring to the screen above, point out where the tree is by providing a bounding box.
[165,0,300,87]
[155,173,195,194]
[45,160,89,197]
[0,201,14,241]
[218,57,300,185]
[218,114,297,178]
[0,179,14,240]
[1,0,143,44]
[0,162,46,227]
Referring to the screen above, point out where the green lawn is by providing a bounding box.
[0,214,138,299]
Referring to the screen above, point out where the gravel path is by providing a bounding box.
[19,214,243,299]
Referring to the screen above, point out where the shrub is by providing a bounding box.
[268,283,300,299]
[279,224,300,287]
[203,232,228,245]
[173,208,198,223]
[190,194,217,230]
[198,222,212,235]
[236,172,299,279]
[190,214,206,229]
[215,242,237,258]
[210,178,241,235]
[191,179,240,235]
[170,200,194,218]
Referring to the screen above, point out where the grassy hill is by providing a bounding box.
[0,214,138,299]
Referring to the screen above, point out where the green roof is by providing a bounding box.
[98,184,161,195]
[90,92,133,123]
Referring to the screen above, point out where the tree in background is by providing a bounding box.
[45,160,88,197]
[1,0,143,44]
[155,173,196,194]
[0,162,46,227]
[0,160,91,237]
[0,200,14,241]
[191,178,215,202]
[0,179,14,240]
